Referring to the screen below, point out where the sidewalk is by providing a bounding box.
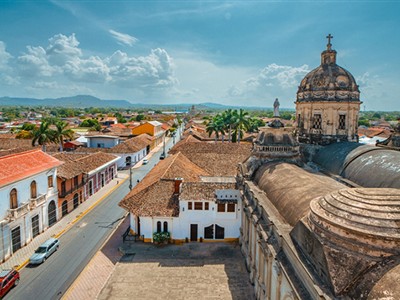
[0,172,129,271]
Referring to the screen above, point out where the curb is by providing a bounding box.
[15,176,129,272]
[62,211,129,300]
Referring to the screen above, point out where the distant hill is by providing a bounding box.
[0,95,293,111]
[0,95,133,108]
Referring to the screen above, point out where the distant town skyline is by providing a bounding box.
[0,1,399,111]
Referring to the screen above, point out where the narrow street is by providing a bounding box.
[6,136,176,300]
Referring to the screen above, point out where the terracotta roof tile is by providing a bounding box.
[170,142,251,176]
[52,153,89,179]
[180,182,236,201]
[77,152,119,172]
[110,135,152,153]
[0,149,63,187]
[0,138,33,150]
[119,152,209,216]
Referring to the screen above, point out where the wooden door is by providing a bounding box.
[190,224,198,241]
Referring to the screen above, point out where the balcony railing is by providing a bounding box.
[58,182,85,198]
[8,202,30,220]
[30,194,46,209]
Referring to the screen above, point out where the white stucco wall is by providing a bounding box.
[87,136,120,148]
[114,148,148,169]
[0,167,57,261]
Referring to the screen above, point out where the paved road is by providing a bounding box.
[6,136,175,300]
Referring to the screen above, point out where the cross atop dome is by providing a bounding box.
[326,34,333,51]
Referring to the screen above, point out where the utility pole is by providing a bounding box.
[127,163,133,190]
[162,133,166,157]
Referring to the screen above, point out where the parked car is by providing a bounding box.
[29,238,59,265]
[0,268,20,298]
[142,158,149,165]
[159,153,165,160]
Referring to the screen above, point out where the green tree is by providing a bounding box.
[54,121,74,151]
[80,119,101,131]
[222,109,236,142]
[233,109,250,143]
[248,117,265,132]
[136,114,145,122]
[32,121,56,152]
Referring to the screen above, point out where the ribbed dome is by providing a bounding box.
[297,44,360,102]
[308,188,400,257]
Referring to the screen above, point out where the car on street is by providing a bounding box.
[0,268,20,298]
[160,153,165,160]
[142,158,149,165]
[29,238,59,265]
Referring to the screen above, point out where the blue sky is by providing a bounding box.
[0,1,399,110]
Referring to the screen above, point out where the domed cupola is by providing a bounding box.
[295,34,362,145]
[297,34,360,102]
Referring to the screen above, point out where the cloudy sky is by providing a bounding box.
[0,1,399,110]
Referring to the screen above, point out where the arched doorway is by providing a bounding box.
[62,200,68,217]
[48,201,57,227]
[73,193,79,209]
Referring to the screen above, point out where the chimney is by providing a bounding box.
[174,177,183,194]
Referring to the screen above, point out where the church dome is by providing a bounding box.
[297,35,360,102]
[308,188,400,257]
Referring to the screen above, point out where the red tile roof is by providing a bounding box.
[119,152,209,217]
[0,149,63,187]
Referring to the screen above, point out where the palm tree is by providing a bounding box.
[222,109,236,142]
[54,120,74,152]
[206,117,219,142]
[233,109,250,143]
[32,121,56,152]
[214,114,226,142]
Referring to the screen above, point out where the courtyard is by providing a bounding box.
[98,241,255,300]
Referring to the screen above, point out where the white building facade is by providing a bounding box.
[128,182,242,243]
[0,150,62,262]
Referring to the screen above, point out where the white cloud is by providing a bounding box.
[223,63,310,107]
[46,33,82,66]
[64,55,111,83]
[0,41,12,70]
[12,33,177,93]
[247,63,310,89]
[17,46,55,76]
[109,29,138,47]
[108,48,177,89]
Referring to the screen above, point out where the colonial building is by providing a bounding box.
[296,34,361,145]
[119,142,252,244]
[106,134,152,169]
[0,150,62,262]
[131,121,165,147]
[238,36,400,299]
[53,152,119,209]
